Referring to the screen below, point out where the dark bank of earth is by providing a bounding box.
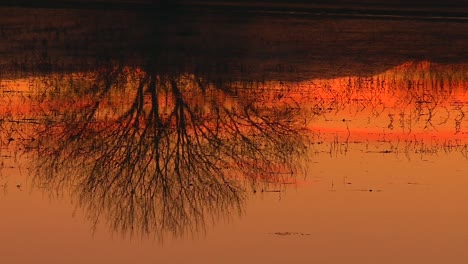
[2,0,468,16]
[0,0,468,82]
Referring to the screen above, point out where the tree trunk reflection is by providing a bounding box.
[27,65,308,239]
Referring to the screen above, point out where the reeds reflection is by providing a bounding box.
[3,58,468,240]
[23,66,308,239]
[297,61,468,158]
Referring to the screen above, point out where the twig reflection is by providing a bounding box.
[27,66,307,239]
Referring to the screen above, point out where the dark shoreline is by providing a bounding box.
[1,1,468,20]
[0,1,154,11]
[1,3,468,81]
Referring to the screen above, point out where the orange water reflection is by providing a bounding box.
[297,61,468,158]
[0,65,308,240]
[1,60,468,263]
[1,61,467,176]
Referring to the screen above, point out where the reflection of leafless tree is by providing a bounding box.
[26,65,307,239]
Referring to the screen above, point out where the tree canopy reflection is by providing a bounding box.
[26,65,308,239]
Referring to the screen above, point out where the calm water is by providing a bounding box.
[1,7,468,264]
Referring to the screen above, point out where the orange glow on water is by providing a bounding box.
[1,61,468,146]
[1,61,468,264]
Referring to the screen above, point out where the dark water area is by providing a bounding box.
[1,6,468,264]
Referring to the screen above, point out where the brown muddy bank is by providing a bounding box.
[0,6,468,82]
[2,1,468,14]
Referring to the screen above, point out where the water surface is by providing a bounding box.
[1,6,468,264]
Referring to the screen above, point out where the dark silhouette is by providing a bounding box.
[24,61,308,239]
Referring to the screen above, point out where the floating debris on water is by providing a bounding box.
[269,232,311,236]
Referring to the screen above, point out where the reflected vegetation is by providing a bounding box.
[9,66,308,239]
[2,60,468,239]
[2,59,467,239]
[297,61,468,159]
[1,7,468,242]
[0,8,314,239]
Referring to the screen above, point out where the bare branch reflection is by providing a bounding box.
[26,66,308,239]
